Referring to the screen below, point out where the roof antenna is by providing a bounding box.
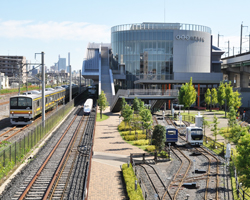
[164,0,165,23]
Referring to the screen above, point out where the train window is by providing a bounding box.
[18,97,32,107]
[168,130,176,135]
[37,101,39,107]
[46,98,48,104]
[10,98,18,106]
[191,129,203,135]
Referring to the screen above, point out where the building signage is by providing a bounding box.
[175,35,204,42]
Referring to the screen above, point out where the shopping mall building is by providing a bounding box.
[82,22,224,106]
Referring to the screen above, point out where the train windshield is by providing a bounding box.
[190,129,203,135]
[10,97,32,109]
[191,129,203,140]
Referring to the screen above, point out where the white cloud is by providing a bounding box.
[0,20,110,42]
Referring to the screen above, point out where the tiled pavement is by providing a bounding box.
[88,108,146,200]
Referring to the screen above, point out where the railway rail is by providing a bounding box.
[196,146,220,200]
[12,106,87,199]
[164,146,191,200]
[138,163,171,200]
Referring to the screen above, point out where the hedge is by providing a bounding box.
[133,140,150,146]
[145,145,156,152]
[122,163,144,200]
[124,135,147,141]
[121,130,145,136]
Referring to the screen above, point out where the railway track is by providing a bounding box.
[164,146,191,200]
[138,163,171,200]
[11,106,87,199]
[196,146,220,200]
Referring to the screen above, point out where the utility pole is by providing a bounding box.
[18,64,21,95]
[218,33,223,47]
[233,47,235,56]
[246,33,250,52]
[41,52,45,127]
[79,70,81,94]
[70,65,72,102]
[26,60,28,91]
[240,23,248,54]
[227,40,230,57]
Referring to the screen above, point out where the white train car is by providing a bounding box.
[83,98,93,115]
[186,126,203,146]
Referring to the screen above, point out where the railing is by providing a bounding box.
[137,74,173,81]
[127,89,178,96]
[231,157,250,200]
[111,23,211,34]
[109,69,115,96]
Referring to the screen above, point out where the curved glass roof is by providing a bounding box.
[111,22,211,34]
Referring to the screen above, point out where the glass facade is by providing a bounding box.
[111,29,173,89]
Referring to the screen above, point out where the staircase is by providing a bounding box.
[100,47,113,105]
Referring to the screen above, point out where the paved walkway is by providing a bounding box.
[88,108,146,200]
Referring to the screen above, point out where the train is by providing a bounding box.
[186,126,203,146]
[88,85,97,97]
[9,85,79,125]
[165,125,178,144]
[83,98,93,115]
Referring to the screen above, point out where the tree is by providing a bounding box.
[132,97,140,113]
[120,97,127,117]
[202,117,210,137]
[235,133,250,187]
[152,125,166,153]
[211,88,218,108]
[232,90,242,112]
[204,88,211,110]
[228,106,237,128]
[139,99,144,111]
[122,104,133,128]
[183,77,196,114]
[97,90,109,119]
[211,115,219,144]
[217,82,226,109]
[140,108,153,139]
[178,83,188,112]
[225,82,234,112]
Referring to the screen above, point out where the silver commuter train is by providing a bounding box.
[186,126,203,146]
[9,88,66,125]
[83,98,93,115]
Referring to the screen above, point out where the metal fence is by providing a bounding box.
[203,135,225,158]
[0,100,74,176]
[231,158,250,200]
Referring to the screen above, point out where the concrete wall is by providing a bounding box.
[173,30,211,73]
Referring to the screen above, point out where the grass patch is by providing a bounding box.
[96,113,109,122]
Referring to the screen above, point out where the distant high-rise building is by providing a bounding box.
[58,55,66,72]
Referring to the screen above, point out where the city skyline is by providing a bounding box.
[0,0,249,71]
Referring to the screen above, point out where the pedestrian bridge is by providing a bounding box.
[110,89,179,112]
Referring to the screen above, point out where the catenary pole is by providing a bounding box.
[70,65,72,102]
[42,52,45,127]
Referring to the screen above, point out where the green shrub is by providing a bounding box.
[133,139,150,146]
[145,145,156,152]
[118,121,132,131]
[124,135,147,141]
[122,163,143,200]
[158,150,168,158]
[121,130,145,136]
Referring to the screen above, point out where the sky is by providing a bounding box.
[0,0,250,72]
